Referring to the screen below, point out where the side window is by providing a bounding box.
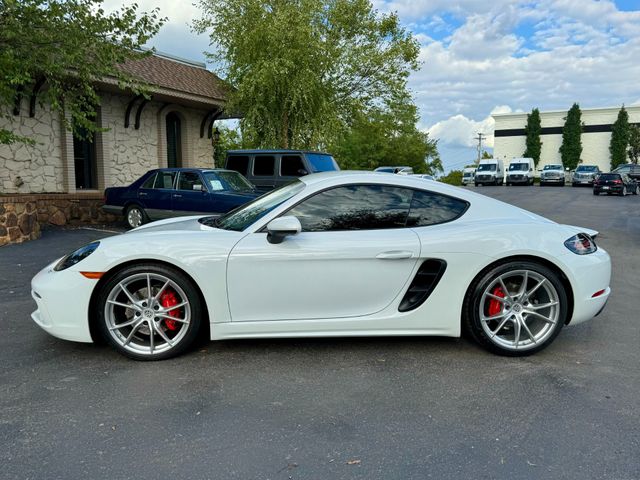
[287,184,412,232]
[177,172,204,191]
[153,171,176,189]
[281,155,305,177]
[226,156,249,176]
[406,190,468,227]
[141,173,156,189]
[253,155,275,176]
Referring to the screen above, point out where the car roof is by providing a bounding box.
[226,149,333,155]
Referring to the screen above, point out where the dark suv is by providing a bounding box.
[593,173,639,196]
[224,150,340,191]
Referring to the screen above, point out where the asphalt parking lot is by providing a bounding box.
[1,185,639,480]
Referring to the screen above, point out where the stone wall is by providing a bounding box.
[0,102,64,194]
[1,91,218,196]
[0,194,117,246]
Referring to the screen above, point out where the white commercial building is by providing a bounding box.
[492,105,640,172]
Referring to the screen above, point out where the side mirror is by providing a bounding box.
[297,169,309,176]
[266,216,302,244]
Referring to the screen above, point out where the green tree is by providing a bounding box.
[559,103,583,170]
[194,0,419,149]
[213,124,245,167]
[628,125,640,164]
[329,94,442,175]
[523,107,542,166]
[481,151,493,159]
[0,0,164,145]
[609,106,630,169]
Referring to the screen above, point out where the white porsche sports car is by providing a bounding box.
[31,172,611,360]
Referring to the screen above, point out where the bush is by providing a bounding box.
[439,170,463,186]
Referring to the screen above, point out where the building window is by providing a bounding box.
[73,128,97,189]
[166,112,182,168]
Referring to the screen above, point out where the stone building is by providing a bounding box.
[0,52,230,245]
[493,105,640,171]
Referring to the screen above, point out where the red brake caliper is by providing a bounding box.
[160,289,180,331]
[488,285,505,317]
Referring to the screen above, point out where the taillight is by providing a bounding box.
[564,233,597,255]
[613,179,622,184]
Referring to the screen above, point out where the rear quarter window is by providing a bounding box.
[406,190,469,227]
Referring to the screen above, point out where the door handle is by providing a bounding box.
[173,194,182,198]
[376,251,414,260]
[139,192,147,197]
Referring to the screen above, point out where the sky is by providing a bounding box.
[104,0,640,171]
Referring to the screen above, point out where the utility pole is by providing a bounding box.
[475,132,486,164]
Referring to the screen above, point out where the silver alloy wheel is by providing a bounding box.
[104,272,191,356]
[479,269,560,351]
[127,207,143,228]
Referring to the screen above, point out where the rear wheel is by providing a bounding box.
[96,263,203,360]
[126,204,147,229]
[463,261,567,356]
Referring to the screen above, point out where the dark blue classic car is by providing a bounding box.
[103,168,260,228]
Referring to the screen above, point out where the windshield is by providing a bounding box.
[462,172,473,177]
[598,174,620,180]
[477,164,496,172]
[202,180,305,231]
[375,167,395,173]
[509,163,528,171]
[544,165,563,170]
[576,166,598,172]
[306,153,339,172]
[203,171,254,192]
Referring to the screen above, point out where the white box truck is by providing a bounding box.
[506,157,535,186]
[474,158,504,186]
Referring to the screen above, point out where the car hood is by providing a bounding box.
[127,216,215,234]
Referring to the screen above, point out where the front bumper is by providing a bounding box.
[541,177,564,183]
[30,261,95,343]
[573,178,594,185]
[507,176,530,184]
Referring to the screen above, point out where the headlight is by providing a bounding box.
[54,241,100,271]
[564,234,597,255]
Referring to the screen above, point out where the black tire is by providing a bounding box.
[634,185,639,195]
[506,182,511,186]
[593,190,598,195]
[96,263,204,361]
[462,260,568,356]
[125,204,148,229]
[540,182,545,187]
[475,182,479,187]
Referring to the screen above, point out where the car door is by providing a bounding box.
[172,171,211,214]
[138,170,176,220]
[226,184,421,322]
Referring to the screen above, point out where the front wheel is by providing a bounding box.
[96,263,204,360]
[463,261,568,356]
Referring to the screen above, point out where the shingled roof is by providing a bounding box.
[119,53,230,101]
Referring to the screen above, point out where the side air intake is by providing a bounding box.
[398,259,447,312]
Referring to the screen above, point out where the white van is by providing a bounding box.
[506,157,535,186]
[475,158,504,186]
[461,167,476,185]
